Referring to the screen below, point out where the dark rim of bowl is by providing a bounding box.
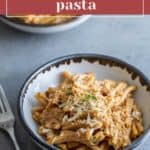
[0,15,84,27]
[18,53,150,150]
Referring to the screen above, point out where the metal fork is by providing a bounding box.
[0,85,20,150]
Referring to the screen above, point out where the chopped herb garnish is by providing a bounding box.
[82,94,96,102]
[90,136,97,143]
[66,88,73,96]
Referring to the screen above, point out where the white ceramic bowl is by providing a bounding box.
[18,54,150,150]
[0,15,90,34]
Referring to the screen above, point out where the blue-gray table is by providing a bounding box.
[0,16,150,150]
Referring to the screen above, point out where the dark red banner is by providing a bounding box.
[144,0,150,14]
[0,0,149,15]
[0,0,6,14]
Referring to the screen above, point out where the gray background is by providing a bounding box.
[0,16,150,150]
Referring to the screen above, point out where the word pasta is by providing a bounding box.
[56,0,96,13]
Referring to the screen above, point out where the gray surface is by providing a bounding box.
[0,16,150,150]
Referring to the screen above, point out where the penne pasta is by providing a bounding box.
[32,71,144,150]
[14,15,75,25]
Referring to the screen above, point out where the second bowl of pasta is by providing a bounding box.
[0,15,90,34]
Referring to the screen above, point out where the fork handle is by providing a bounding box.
[7,127,20,150]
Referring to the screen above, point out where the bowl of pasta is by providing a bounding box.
[0,15,90,34]
[18,54,150,150]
